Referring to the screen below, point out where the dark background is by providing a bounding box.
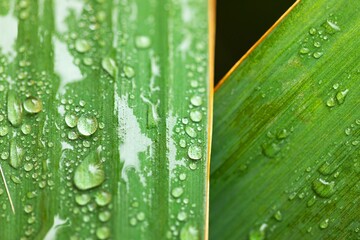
[215,0,296,85]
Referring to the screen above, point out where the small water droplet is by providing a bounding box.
[24,204,33,213]
[262,142,280,158]
[274,211,282,221]
[188,145,202,160]
[135,35,151,49]
[190,96,202,106]
[9,139,23,169]
[179,139,187,148]
[326,97,336,107]
[0,125,9,136]
[24,163,33,172]
[312,178,335,198]
[172,187,184,198]
[65,113,78,128]
[74,150,105,190]
[99,211,111,222]
[123,65,135,78]
[185,126,197,138]
[249,224,267,240]
[319,218,329,229]
[77,114,98,136]
[313,52,323,59]
[75,194,91,206]
[21,124,31,135]
[323,20,340,34]
[11,175,21,184]
[96,226,110,240]
[309,28,317,35]
[307,195,317,207]
[23,96,43,114]
[177,211,187,221]
[335,89,349,104]
[95,191,112,206]
[179,173,187,181]
[75,39,91,53]
[101,57,118,77]
[189,110,202,122]
[136,212,145,221]
[277,129,289,139]
[180,222,199,240]
[7,90,23,127]
[299,47,310,54]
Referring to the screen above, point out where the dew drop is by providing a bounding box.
[313,52,323,59]
[101,57,118,77]
[135,35,151,49]
[185,126,197,138]
[75,39,91,53]
[190,96,202,106]
[178,212,187,221]
[326,97,336,107]
[299,47,310,54]
[179,173,187,181]
[261,142,280,158]
[189,110,202,122]
[9,139,23,169]
[65,113,78,128]
[11,175,21,184]
[23,96,43,114]
[77,114,98,136]
[0,125,9,136]
[249,224,267,240]
[74,150,105,190]
[24,163,33,172]
[323,20,340,34]
[24,205,33,213]
[276,129,289,139]
[180,222,199,240]
[99,211,111,222]
[68,131,79,140]
[188,145,202,160]
[7,90,23,127]
[274,211,282,221]
[96,226,110,240]
[335,89,349,104]
[136,212,145,221]
[95,191,112,206]
[171,187,184,198]
[123,65,135,78]
[75,194,91,206]
[21,124,31,135]
[179,139,187,148]
[312,178,335,198]
[319,218,329,229]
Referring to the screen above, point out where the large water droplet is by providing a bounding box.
[189,110,202,122]
[312,178,335,198]
[188,145,202,160]
[7,90,23,127]
[190,96,202,106]
[74,150,105,190]
[99,211,111,222]
[185,126,197,138]
[77,114,98,136]
[96,226,110,239]
[23,96,43,114]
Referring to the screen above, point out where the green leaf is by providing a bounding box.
[211,0,360,239]
[0,0,211,239]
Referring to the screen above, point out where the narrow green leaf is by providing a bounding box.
[0,0,211,239]
[211,0,360,239]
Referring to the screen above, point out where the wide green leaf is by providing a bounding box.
[0,0,212,239]
[211,0,360,239]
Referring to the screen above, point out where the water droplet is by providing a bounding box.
[188,145,202,160]
[309,28,317,35]
[185,126,197,138]
[74,150,105,190]
[319,218,329,229]
[65,113,78,128]
[129,217,137,226]
[95,191,112,206]
[190,96,202,106]
[179,139,187,148]
[318,160,338,175]
[101,57,118,77]
[336,89,349,104]
[171,187,184,198]
[75,194,91,206]
[77,114,98,136]
[96,226,110,240]
[68,131,79,140]
[307,195,317,207]
[11,175,21,184]
[180,222,199,240]
[314,41,321,48]
[135,35,151,49]
[99,211,111,222]
[332,83,339,90]
[24,204,33,213]
[262,142,280,158]
[123,65,135,78]
[136,212,145,221]
[326,97,336,107]
[9,139,23,169]
[21,124,31,135]
[299,47,310,54]
[7,90,23,127]
[24,163,33,172]
[274,211,282,221]
[189,110,202,122]
[323,20,340,34]
[23,96,43,114]
[177,211,187,221]
[0,125,9,136]
[312,178,335,198]
[179,173,187,181]
[277,129,289,139]
[249,224,267,240]
[313,52,323,59]
[75,39,91,53]
[189,162,197,170]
